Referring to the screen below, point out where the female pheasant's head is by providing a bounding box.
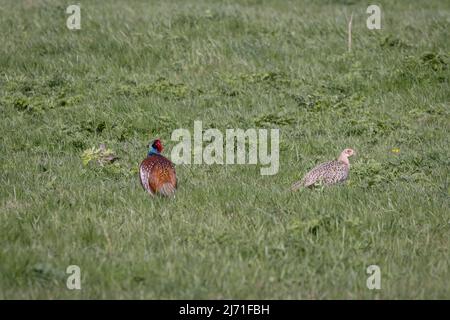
[343,148,355,157]
[148,139,164,156]
[338,148,355,165]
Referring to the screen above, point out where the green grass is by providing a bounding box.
[0,0,449,299]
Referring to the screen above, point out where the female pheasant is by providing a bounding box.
[291,148,355,191]
[139,139,177,197]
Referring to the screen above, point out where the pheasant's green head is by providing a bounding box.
[148,139,163,156]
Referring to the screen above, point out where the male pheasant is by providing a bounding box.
[139,139,177,197]
[291,148,355,191]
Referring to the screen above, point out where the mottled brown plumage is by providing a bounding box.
[139,140,177,197]
[291,148,355,191]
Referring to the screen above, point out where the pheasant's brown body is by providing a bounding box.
[139,154,177,196]
[291,148,355,191]
[297,160,349,188]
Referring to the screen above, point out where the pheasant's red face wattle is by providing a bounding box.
[153,139,163,153]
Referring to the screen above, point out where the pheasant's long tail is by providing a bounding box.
[290,179,304,192]
[158,182,176,197]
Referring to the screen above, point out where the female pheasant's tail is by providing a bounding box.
[158,182,176,197]
[290,179,304,192]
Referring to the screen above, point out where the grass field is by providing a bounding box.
[0,0,449,299]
